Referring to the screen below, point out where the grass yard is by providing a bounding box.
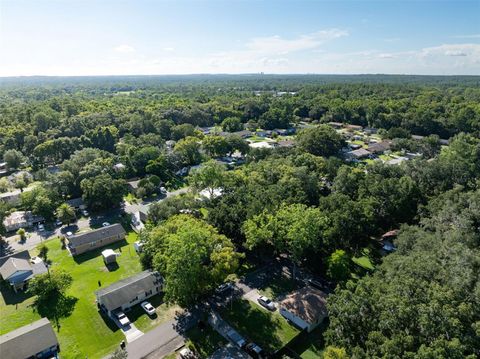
[286,324,327,359]
[221,299,299,353]
[0,230,150,359]
[185,324,226,358]
[258,272,303,300]
[352,248,375,271]
[127,293,182,333]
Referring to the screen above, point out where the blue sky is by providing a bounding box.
[0,0,479,76]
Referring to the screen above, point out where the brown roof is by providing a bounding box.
[280,286,328,324]
[382,229,399,239]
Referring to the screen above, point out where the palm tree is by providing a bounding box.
[56,203,76,225]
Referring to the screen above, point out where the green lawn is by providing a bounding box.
[286,325,327,359]
[185,324,226,358]
[258,272,303,300]
[0,231,150,359]
[221,299,300,353]
[352,248,375,271]
[127,293,181,333]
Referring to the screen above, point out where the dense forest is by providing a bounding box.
[0,75,479,358]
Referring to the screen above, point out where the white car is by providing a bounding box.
[102,222,111,227]
[160,186,167,195]
[115,311,130,326]
[66,231,73,237]
[179,348,195,359]
[55,220,62,226]
[37,224,45,231]
[141,301,156,316]
[257,295,276,311]
[81,209,89,216]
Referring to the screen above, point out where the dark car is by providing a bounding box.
[245,342,263,358]
[308,278,328,290]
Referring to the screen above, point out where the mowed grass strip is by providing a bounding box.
[0,231,143,359]
[221,299,299,353]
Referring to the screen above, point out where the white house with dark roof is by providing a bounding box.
[95,270,163,316]
[0,250,48,292]
[0,318,59,359]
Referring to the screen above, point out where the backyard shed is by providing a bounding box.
[101,249,117,265]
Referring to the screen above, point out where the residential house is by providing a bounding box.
[95,270,163,316]
[364,127,378,135]
[127,179,141,193]
[0,318,59,359]
[347,148,371,160]
[0,186,35,206]
[277,139,295,148]
[66,197,85,210]
[2,211,44,232]
[367,141,391,154]
[327,122,344,129]
[345,124,363,132]
[249,141,274,149]
[380,229,399,253]
[279,286,328,333]
[0,250,48,292]
[65,223,126,256]
[386,156,409,165]
[131,210,148,232]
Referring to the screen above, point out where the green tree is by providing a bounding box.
[326,250,351,281]
[174,136,202,166]
[323,346,349,359]
[3,149,24,170]
[141,215,242,306]
[244,203,327,278]
[202,136,229,158]
[38,244,49,262]
[16,228,26,241]
[189,160,226,198]
[221,117,243,132]
[28,269,75,328]
[297,125,345,157]
[56,203,76,224]
[80,174,127,210]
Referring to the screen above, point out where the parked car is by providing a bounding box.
[66,231,73,237]
[141,301,156,316]
[216,282,234,294]
[179,348,195,359]
[102,222,110,227]
[307,278,329,290]
[37,224,45,231]
[257,296,276,311]
[114,311,130,326]
[227,329,246,348]
[159,186,167,195]
[55,219,62,227]
[245,342,263,358]
[81,209,89,216]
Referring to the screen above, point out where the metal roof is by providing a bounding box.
[67,223,126,248]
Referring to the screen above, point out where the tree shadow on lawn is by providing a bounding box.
[72,239,128,264]
[0,282,34,305]
[257,272,303,301]
[222,299,284,352]
[35,294,78,332]
[125,294,165,323]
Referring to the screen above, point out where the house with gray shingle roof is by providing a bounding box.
[0,318,59,359]
[0,250,47,292]
[65,223,126,256]
[95,270,163,316]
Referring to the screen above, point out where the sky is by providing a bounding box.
[0,0,479,76]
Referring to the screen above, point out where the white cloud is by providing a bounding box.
[162,47,175,52]
[445,50,467,56]
[114,44,135,53]
[246,29,348,55]
[449,34,480,39]
[378,53,394,59]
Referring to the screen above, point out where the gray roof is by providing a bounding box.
[67,224,126,248]
[0,250,31,267]
[66,197,84,208]
[95,270,163,311]
[0,318,58,358]
[0,258,32,280]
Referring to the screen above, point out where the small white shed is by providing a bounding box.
[101,249,117,265]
